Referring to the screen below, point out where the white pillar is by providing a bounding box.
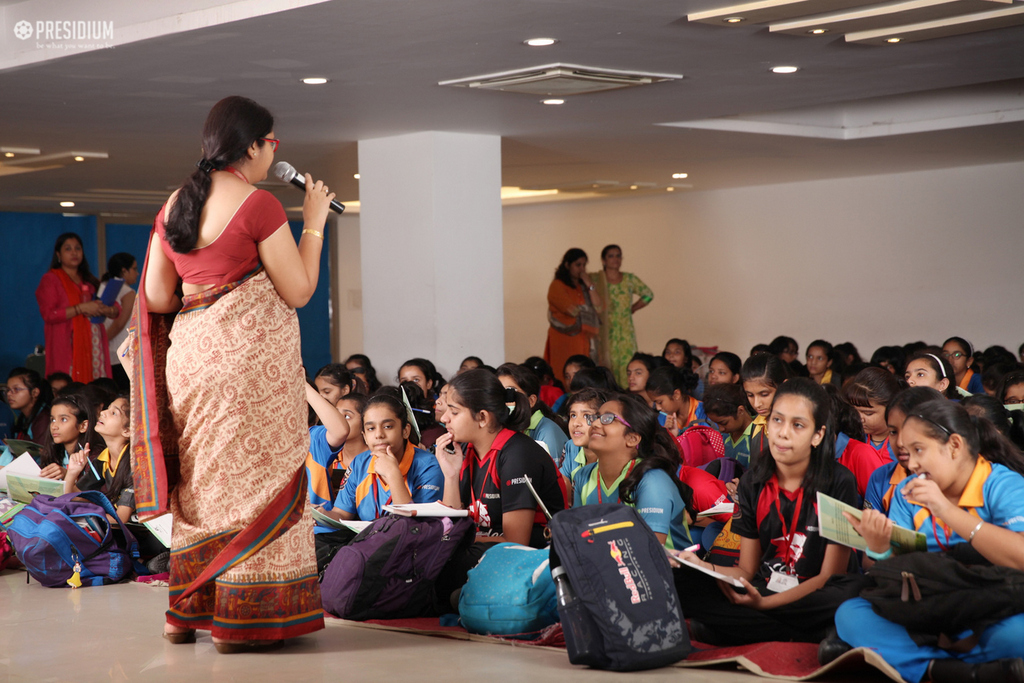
[358,131,504,381]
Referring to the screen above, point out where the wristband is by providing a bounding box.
[302,228,324,240]
[968,520,984,544]
[865,547,893,561]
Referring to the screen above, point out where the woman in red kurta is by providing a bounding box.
[544,248,602,384]
[35,233,117,382]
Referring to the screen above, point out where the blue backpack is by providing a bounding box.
[458,543,558,638]
[7,490,140,587]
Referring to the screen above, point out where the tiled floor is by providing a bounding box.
[1,568,861,682]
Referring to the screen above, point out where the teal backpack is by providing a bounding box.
[458,543,558,638]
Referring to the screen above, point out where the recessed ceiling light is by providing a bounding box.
[542,98,564,105]
[771,65,799,74]
[887,37,901,43]
[724,16,744,23]
[301,77,329,85]
[666,187,675,192]
[353,173,360,179]
[630,185,638,190]
[672,172,688,179]
[3,152,13,158]
[809,28,828,34]
[73,156,85,162]
[60,201,75,207]
[524,37,557,47]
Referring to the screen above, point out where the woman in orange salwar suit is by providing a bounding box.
[544,248,602,385]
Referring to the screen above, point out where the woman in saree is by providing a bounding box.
[131,96,334,652]
[591,244,653,388]
[35,232,118,382]
[544,248,602,384]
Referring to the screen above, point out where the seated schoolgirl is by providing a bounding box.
[304,383,350,555]
[741,353,790,457]
[396,380,446,448]
[806,340,843,387]
[905,350,959,400]
[524,356,565,410]
[562,354,596,395]
[646,365,710,432]
[38,394,104,487]
[707,352,742,386]
[835,400,1024,683]
[313,363,358,405]
[963,394,1024,452]
[871,345,907,376]
[863,387,945,515]
[842,366,903,458]
[674,379,862,646]
[332,393,368,490]
[433,369,566,601]
[458,356,484,374]
[1,367,52,467]
[572,393,693,548]
[678,462,731,551]
[943,336,985,396]
[626,352,668,409]
[323,394,443,522]
[496,363,568,461]
[63,396,134,523]
[823,384,889,499]
[559,388,609,499]
[703,382,754,466]
[399,357,442,401]
[344,353,380,393]
[1000,370,1024,407]
[663,338,693,369]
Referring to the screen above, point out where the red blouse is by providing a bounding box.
[156,190,288,286]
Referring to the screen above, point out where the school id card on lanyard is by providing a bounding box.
[766,486,803,594]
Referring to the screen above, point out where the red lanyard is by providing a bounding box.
[597,460,636,504]
[371,474,393,519]
[772,485,804,569]
[930,515,952,552]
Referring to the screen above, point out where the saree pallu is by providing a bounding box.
[130,254,322,640]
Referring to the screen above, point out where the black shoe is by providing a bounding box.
[817,627,852,665]
[688,619,723,645]
[930,657,1024,683]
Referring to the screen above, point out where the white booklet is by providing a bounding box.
[311,507,372,533]
[6,472,64,503]
[383,502,469,518]
[669,550,746,588]
[696,502,735,518]
[142,513,173,548]
[0,452,42,492]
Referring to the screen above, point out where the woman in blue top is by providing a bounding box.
[836,399,1024,683]
[496,363,568,462]
[573,392,693,549]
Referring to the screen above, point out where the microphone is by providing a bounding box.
[272,161,345,214]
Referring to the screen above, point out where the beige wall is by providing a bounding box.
[502,160,1024,366]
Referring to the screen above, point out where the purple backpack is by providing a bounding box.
[321,513,475,620]
[7,490,139,587]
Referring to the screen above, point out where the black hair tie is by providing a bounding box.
[504,386,519,405]
[196,158,216,174]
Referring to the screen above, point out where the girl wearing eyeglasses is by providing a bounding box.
[999,372,1024,408]
[5,367,51,448]
[673,379,862,646]
[943,336,984,396]
[572,393,694,550]
[836,400,1024,683]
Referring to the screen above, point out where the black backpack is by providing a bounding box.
[548,504,691,670]
[861,544,1024,648]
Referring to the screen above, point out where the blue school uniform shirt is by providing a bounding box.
[864,461,908,514]
[722,420,755,468]
[527,411,568,464]
[559,441,588,481]
[572,461,692,549]
[306,425,343,535]
[888,457,1024,548]
[334,443,444,521]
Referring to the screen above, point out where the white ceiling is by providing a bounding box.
[1,0,1023,217]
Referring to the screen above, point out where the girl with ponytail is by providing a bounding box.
[437,369,566,549]
[837,399,1024,683]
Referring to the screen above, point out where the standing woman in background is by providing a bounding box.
[132,96,334,652]
[591,244,653,388]
[35,233,118,382]
[98,252,139,391]
[544,248,602,384]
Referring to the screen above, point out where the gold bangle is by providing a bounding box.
[302,228,324,240]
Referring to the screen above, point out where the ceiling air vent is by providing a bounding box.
[439,63,681,96]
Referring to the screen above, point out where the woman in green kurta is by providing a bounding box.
[591,244,653,388]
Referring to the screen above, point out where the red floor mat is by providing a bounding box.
[332,617,903,681]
